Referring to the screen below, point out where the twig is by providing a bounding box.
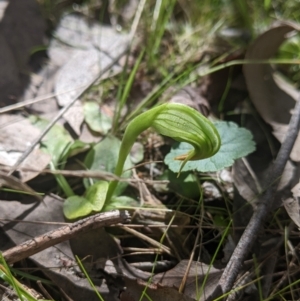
[178,224,201,293]
[0,85,89,114]
[37,280,54,300]
[7,46,130,176]
[121,226,172,255]
[2,210,130,264]
[210,96,300,299]
[7,167,169,185]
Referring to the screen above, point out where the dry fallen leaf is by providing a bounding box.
[234,22,300,221]
[52,14,131,135]
[62,100,84,136]
[123,278,196,301]
[284,182,300,229]
[232,114,296,243]
[151,260,222,301]
[233,157,296,208]
[283,197,300,229]
[243,21,300,162]
[168,86,210,116]
[291,182,300,198]
[122,260,223,301]
[0,114,51,181]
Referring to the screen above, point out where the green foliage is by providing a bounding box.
[84,101,112,134]
[146,0,177,67]
[75,256,105,301]
[60,140,88,162]
[84,135,133,194]
[63,103,221,219]
[102,195,139,212]
[105,103,221,201]
[30,116,73,166]
[63,181,108,219]
[113,50,144,132]
[30,101,254,220]
[30,116,88,197]
[165,121,256,173]
[64,136,134,219]
[0,254,43,301]
[277,35,300,87]
[160,170,200,199]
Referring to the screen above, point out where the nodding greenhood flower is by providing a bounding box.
[105,103,221,201]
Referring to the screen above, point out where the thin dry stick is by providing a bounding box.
[0,85,89,114]
[122,226,172,255]
[36,281,54,300]
[2,210,130,264]
[241,157,263,193]
[210,96,300,300]
[178,224,201,293]
[7,46,130,176]
[1,166,169,185]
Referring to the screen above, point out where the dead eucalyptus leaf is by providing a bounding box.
[233,152,296,208]
[50,15,129,106]
[244,21,300,161]
[51,14,130,135]
[0,115,40,152]
[123,278,196,301]
[291,182,300,198]
[283,197,300,229]
[168,86,210,116]
[232,115,296,243]
[63,100,84,136]
[151,260,222,301]
[284,182,300,229]
[0,115,51,181]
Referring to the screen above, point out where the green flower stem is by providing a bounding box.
[105,103,221,202]
[50,162,75,197]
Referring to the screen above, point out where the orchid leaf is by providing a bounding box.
[63,181,108,219]
[165,121,256,173]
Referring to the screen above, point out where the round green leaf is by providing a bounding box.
[63,181,108,219]
[63,196,93,219]
[86,181,109,211]
[102,195,139,212]
[30,116,73,166]
[165,121,256,173]
[84,101,112,134]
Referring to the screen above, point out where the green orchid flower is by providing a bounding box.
[105,103,221,201]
